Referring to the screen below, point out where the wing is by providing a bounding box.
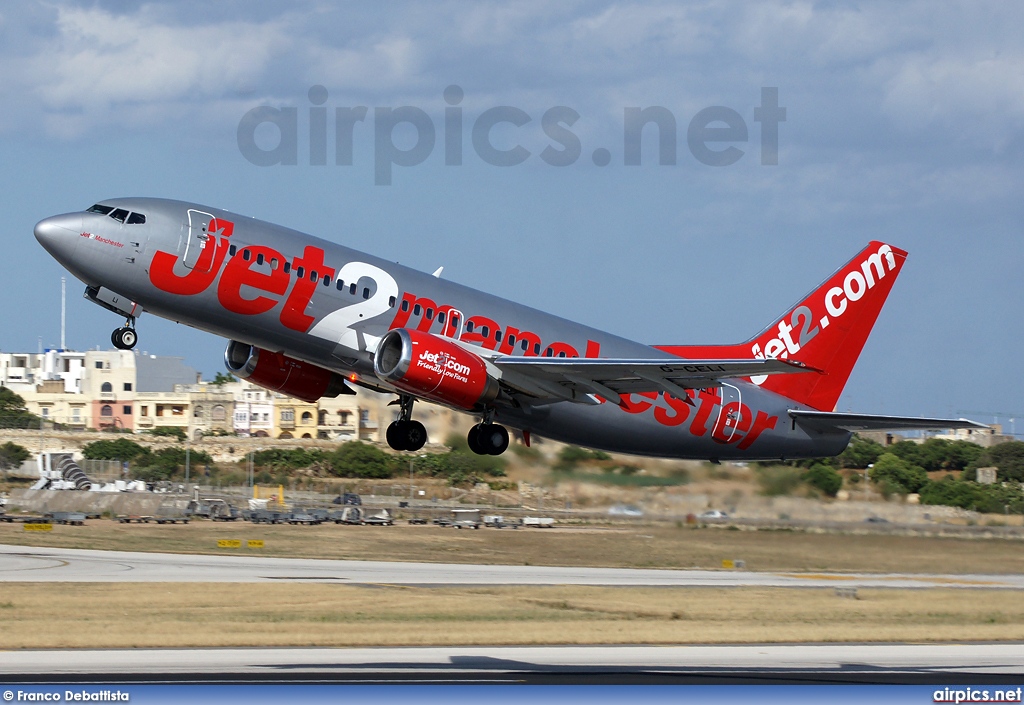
[789,410,988,433]
[492,356,816,405]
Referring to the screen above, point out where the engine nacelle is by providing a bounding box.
[224,341,353,403]
[374,328,499,410]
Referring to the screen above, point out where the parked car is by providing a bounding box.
[698,510,729,520]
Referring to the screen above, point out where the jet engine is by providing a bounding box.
[224,341,354,403]
[374,328,499,410]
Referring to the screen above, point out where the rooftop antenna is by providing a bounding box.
[60,277,66,351]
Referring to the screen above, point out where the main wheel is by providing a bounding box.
[478,424,509,455]
[404,420,427,451]
[386,421,409,451]
[467,424,485,455]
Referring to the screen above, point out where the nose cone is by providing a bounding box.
[34,214,82,260]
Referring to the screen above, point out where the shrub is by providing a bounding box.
[756,466,803,496]
[327,442,397,478]
[803,463,843,497]
[82,438,150,463]
[869,453,928,494]
[147,426,187,442]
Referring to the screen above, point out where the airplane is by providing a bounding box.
[34,198,983,460]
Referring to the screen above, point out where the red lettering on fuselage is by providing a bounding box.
[217,244,290,316]
[149,218,233,295]
[280,247,336,332]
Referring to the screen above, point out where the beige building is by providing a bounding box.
[274,395,319,439]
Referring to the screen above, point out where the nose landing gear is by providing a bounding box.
[111,318,137,350]
[385,395,427,452]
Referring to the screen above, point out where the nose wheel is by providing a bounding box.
[468,423,509,455]
[111,321,137,350]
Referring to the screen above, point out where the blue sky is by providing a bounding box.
[1,1,1022,424]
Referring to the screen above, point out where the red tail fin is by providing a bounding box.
[656,241,908,411]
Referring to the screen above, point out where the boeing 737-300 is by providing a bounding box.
[34,198,983,459]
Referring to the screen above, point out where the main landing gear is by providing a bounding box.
[111,318,138,350]
[467,421,509,456]
[385,396,427,452]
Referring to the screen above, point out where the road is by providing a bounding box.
[2,543,1023,588]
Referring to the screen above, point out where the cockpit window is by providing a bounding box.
[109,209,129,223]
[87,204,114,215]
[126,212,146,225]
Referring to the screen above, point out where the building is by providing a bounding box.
[233,385,274,437]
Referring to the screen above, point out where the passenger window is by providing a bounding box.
[349,283,357,295]
[323,275,331,287]
[109,209,129,223]
[521,340,528,351]
[451,316,459,329]
[413,304,421,316]
[401,300,409,312]
[283,262,291,274]
[545,348,553,357]
[310,271,318,282]
[271,258,278,269]
[256,253,264,265]
[481,326,489,338]
[126,212,146,225]
[495,331,502,342]
[87,204,114,215]
[229,245,237,256]
[242,249,251,261]
[558,351,566,358]
[437,312,445,325]
[296,266,305,278]
[534,343,541,355]
[337,279,345,291]
[426,308,434,320]
[466,321,474,333]
[389,296,397,308]
[362,287,369,299]
[508,334,516,347]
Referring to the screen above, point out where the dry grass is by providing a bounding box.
[2,521,1023,575]
[2,584,1023,649]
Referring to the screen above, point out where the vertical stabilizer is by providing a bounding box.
[656,241,908,411]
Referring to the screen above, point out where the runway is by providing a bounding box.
[2,644,1023,684]
[3,544,1023,588]
[3,544,1023,683]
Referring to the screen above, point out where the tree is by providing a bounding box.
[803,463,843,497]
[212,372,236,386]
[0,442,30,471]
[869,453,928,494]
[972,441,1024,482]
[0,387,39,429]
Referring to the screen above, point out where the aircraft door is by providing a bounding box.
[442,308,464,339]
[716,382,744,443]
[183,209,216,270]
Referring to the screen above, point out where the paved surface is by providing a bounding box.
[2,544,1023,588]
[2,644,1022,683]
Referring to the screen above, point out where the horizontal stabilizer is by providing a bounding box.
[789,410,988,433]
